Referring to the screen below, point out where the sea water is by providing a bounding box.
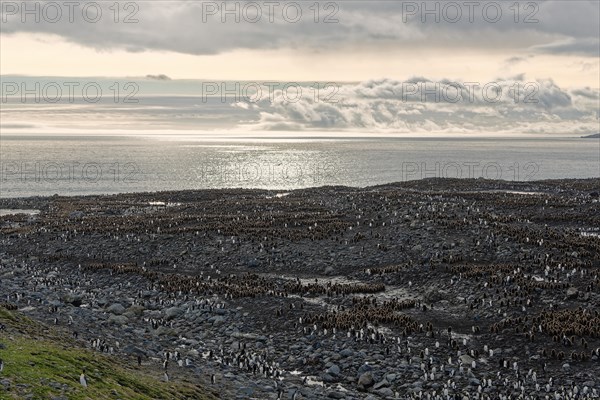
[1,134,598,198]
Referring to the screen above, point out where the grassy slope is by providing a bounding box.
[0,307,216,400]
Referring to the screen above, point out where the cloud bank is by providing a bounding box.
[237,77,600,133]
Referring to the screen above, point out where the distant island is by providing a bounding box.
[581,133,600,138]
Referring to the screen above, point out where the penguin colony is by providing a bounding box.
[0,178,599,398]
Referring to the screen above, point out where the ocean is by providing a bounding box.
[1,134,598,198]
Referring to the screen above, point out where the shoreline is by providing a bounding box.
[1,177,598,203]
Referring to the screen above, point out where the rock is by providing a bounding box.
[123,345,146,356]
[231,332,266,341]
[107,315,129,325]
[340,348,353,357]
[357,364,373,375]
[327,392,345,399]
[562,363,570,371]
[165,306,184,320]
[357,372,374,389]
[141,290,157,299]
[48,380,63,390]
[209,315,225,324]
[582,380,595,388]
[326,364,341,376]
[373,379,389,389]
[154,326,176,336]
[424,289,444,303]
[61,293,83,307]
[48,300,63,308]
[96,298,109,307]
[238,386,254,396]
[324,266,335,275]
[107,303,125,315]
[459,354,475,365]
[566,287,579,299]
[469,378,481,386]
[125,305,145,317]
[377,388,394,397]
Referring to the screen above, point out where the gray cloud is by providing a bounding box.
[238,76,599,133]
[1,75,597,134]
[146,74,171,81]
[530,38,600,57]
[1,1,598,56]
[0,123,37,129]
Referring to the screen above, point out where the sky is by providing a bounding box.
[1,0,599,134]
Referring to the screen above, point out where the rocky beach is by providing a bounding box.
[1,178,599,399]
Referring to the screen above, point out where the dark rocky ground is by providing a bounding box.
[1,178,599,399]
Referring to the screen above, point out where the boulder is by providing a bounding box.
[566,287,579,299]
[326,364,341,376]
[357,363,373,375]
[125,305,145,317]
[165,306,184,320]
[377,388,394,397]
[340,348,354,357]
[459,354,475,365]
[357,372,374,389]
[61,293,83,307]
[107,314,128,325]
[107,303,125,315]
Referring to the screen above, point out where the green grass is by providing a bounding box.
[0,307,216,400]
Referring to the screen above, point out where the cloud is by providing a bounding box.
[146,74,171,81]
[505,56,527,65]
[1,1,598,57]
[530,38,600,57]
[503,57,535,70]
[238,76,599,133]
[0,123,37,129]
[2,75,597,135]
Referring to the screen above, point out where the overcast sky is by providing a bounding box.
[1,0,599,86]
[1,1,598,134]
